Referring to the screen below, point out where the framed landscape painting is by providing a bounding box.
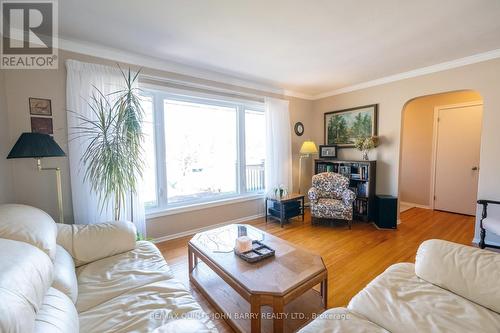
[324,104,378,147]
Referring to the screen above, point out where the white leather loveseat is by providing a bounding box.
[299,239,500,332]
[0,204,216,333]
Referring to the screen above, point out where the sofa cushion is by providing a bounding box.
[317,198,346,211]
[34,287,79,333]
[57,221,136,267]
[347,263,500,333]
[297,307,389,333]
[416,239,500,313]
[76,241,172,313]
[53,245,78,303]
[152,319,215,333]
[76,241,215,333]
[483,217,500,235]
[0,204,57,260]
[79,279,215,333]
[311,198,349,218]
[0,238,53,333]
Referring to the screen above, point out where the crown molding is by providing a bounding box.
[312,48,500,100]
[58,37,500,101]
[58,37,315,100]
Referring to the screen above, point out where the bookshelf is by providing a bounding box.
[314,159,376,221]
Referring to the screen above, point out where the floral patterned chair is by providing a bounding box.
[308,172,357,229]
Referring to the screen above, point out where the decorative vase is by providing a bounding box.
[362,150,369,161]
[274,187,287,198]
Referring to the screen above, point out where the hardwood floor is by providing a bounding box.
[156,208,475,333]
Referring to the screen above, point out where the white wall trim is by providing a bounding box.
[400,201,431,210]
[58,37,314,100]
[151,213,265,243]
[312,49,500,100]
[146,194,264,219]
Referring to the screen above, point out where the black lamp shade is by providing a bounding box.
[7,133,66,159]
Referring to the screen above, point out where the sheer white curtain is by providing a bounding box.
[265,97,292,194]
[66,59,146,236]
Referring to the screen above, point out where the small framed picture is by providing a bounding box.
[29,97,52,116]
[319,145,337,159]
[31,117,53,134]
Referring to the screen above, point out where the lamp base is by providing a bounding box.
[298,154,310,194]
[37,159,64,224]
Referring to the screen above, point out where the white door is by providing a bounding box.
[434,103,482,215]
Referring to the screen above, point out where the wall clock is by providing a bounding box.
[294,122,304,136]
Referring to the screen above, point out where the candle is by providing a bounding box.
[235,236,252,253]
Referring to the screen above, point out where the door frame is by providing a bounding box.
[429,101,483,210]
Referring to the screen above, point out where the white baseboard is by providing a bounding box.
[400,201,431,210]
[472,237,500,248]
[152,213,265,243]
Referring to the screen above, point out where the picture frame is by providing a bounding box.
[319,145,337,159]
[31,117,53,135]
[29,97,52,116]
[324,104,378,147]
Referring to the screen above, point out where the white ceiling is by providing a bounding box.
[59,0,500,96]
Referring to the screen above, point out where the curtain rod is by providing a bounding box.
[139,74,267,103]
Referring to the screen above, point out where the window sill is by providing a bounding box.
[146,193,265,219]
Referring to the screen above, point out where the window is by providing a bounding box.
[245,110,266,192]
[140,88,265,211]
[141,95,157,208]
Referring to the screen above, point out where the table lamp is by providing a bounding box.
[7,133,66,223]
[298,140,318,194]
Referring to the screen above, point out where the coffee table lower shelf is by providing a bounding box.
[190,261,325,333]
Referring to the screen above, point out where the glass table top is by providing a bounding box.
[190,224,264,253]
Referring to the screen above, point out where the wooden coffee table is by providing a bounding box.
[188,224,327,333]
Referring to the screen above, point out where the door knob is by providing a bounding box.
[472,166,479,171]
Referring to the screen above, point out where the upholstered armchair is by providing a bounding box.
[308,172,356,229]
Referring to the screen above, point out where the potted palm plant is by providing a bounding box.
[75,67,144,222]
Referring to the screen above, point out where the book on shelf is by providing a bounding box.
[354,199,368,215]
[357,182,368,197]
[339,165,350,177]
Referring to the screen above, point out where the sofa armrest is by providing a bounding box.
[342,188,356,206]
[57,221,137,267]
[415,239,500,314]
[308,187,319,203]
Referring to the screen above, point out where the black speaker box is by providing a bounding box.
[375,195,398,229]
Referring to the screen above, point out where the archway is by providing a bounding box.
[398,90,483,214]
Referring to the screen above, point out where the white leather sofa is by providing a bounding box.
[299,239,500,332]
[0,204,216,333]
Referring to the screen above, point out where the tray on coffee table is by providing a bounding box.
[234,240,275,263]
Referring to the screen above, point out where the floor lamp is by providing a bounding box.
[7,133,66,223]
[298,141,318,194]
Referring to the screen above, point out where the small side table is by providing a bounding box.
[265,193,305,228]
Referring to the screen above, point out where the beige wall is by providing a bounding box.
[4,47,500,245]
[1,50,313,238]
[0,70,13,203]
[312,58,500,246]
[400,91,482,206]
